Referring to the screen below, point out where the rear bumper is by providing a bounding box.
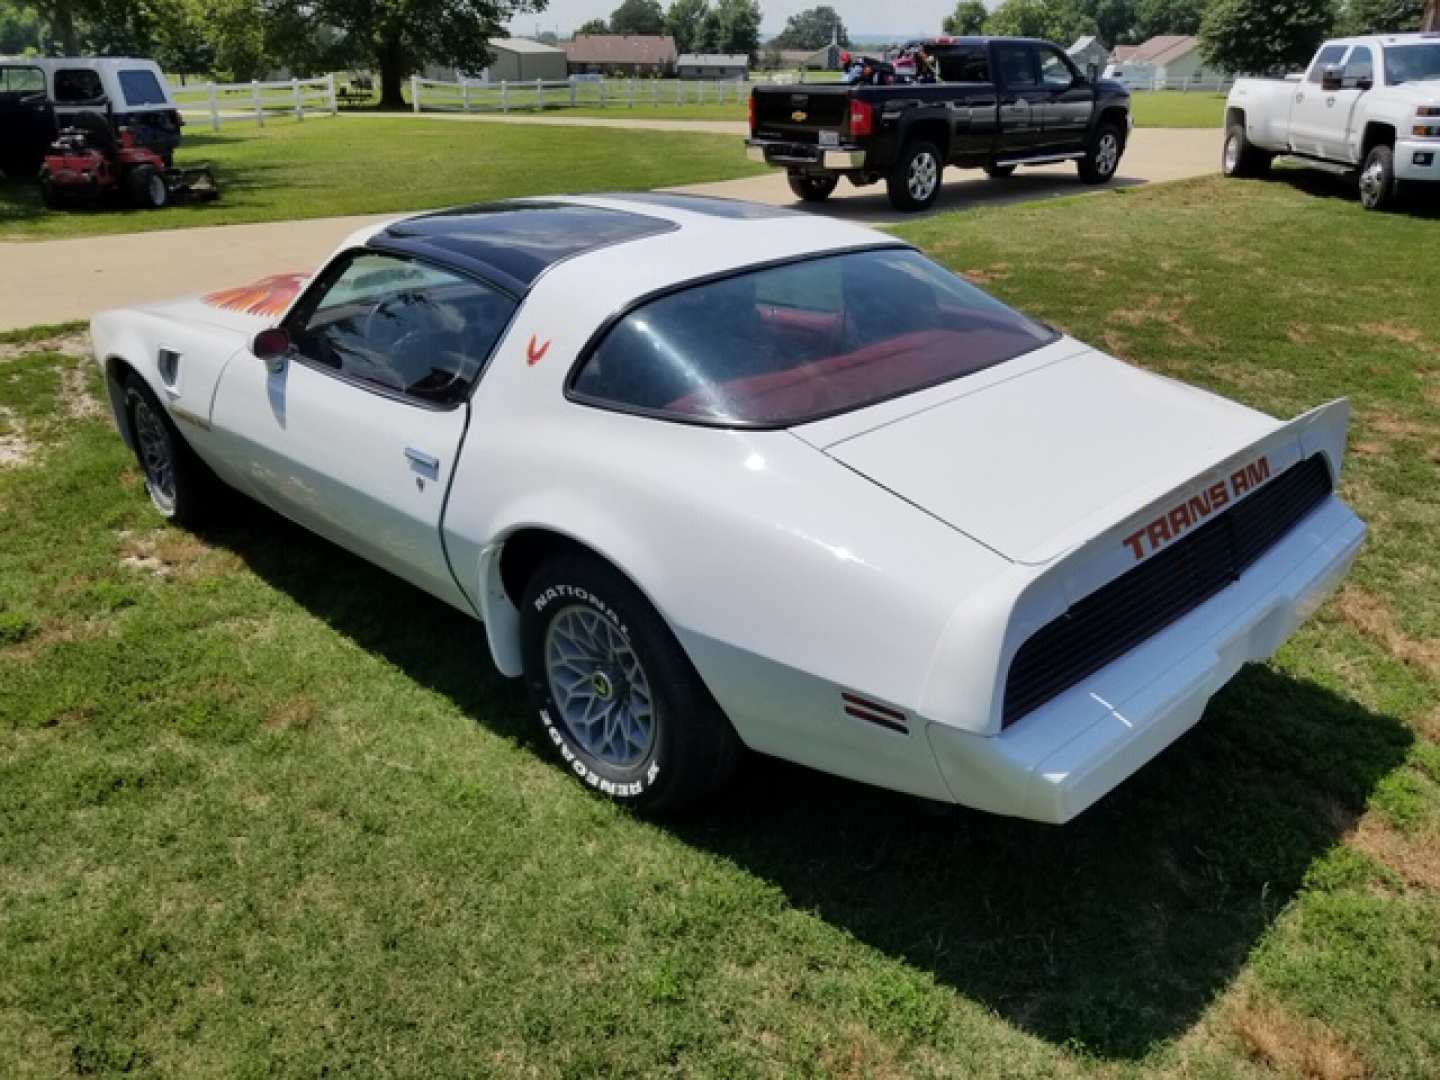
[1394,137,1440,182]
[926,496,1365,824]
[746,139,866,171]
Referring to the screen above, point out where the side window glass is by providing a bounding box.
[1038,48,1075,90]
[287,253,515,406]
[55,69,105,103]
[1307,44,1347,83]
[1344,47,1374,85]
[938,46,990,83]
[0,66,45,95]
[996,45,1037,87]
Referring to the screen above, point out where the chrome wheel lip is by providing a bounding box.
[907,151,939,201]
[1223,134,1240,174]
[1095,133,1120,176]
[1359,159,1386,206]
[544,603,656,769]
[133,398,176,512]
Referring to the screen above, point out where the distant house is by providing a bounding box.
[777,45,841,72]
[677,53,749,80]
[1108,35,1219,86]
[1067,36,1109,73]
[564,34,678,77]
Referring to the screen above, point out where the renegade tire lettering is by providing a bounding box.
[1123,456,1270,561]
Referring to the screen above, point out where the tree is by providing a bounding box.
[771,5,847,50]
[576,17,610,33]
[1134,0,1211,37]
[985,0,1097,44]
[1200,0,1336,74]
[1078,0,1138,43]
[609,0,664,34]
[665,0,708,53]
[943,1,988,33]
[0,1,42,53]
[1426,0,1438,29]
[698,0,760,56]
[1335,0,1423,33]
[264,0,548,110]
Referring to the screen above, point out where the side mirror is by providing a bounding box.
[1321,65,1343,92]
[252,327,290,372]
[1357,75,1373,91]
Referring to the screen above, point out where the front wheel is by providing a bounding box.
[123,375,215,524]
[786,170,839,202]
[887,140,944,212]
[1358,144,1397,211]
[1078,123,1124,184]
[520,554,742,814]
[127,164,169,209]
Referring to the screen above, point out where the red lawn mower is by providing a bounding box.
[39,111,217,210]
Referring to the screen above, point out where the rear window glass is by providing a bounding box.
[0,65,44,94]
[1384,43,1440,85]
[939,45,990,83]
[118,69,167,106]
[571,249,1057,427]
[55,68,104,102]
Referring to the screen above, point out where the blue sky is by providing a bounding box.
[506,1,973,40]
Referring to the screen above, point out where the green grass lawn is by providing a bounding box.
[1130,90,1228,129]
[2,175,1438,1076]
[0,116,765,242]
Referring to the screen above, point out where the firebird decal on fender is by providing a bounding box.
[1123,456,1272,562]
[202,273,308,318]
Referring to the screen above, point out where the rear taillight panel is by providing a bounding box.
[848,99,874,138]
[747,92,755,133]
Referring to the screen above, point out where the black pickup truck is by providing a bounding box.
[747,36,1132,211]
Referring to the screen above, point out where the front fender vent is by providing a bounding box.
[1002,454,1334,727]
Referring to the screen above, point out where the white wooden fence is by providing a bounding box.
[409,74,752,114]
[172,75,338,129]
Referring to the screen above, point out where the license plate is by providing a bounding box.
[819,131,839,147]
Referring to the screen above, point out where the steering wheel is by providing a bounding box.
[362,289,430,349]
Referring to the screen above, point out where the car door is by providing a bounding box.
[993,43,1045,154]
[210,250,517,608]
[0,64,55,175]
[1034,45,1094,153]
[1288,43,1350,157]
[1327,45,1374,163]
[935,42,1000,162]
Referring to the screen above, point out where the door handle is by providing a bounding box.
[404,447,440,479]
[1295,92,1304,103]
[1326,96,1336,106]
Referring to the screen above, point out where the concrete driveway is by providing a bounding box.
[0,127,1219,331]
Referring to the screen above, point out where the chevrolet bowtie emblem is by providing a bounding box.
[791,110,807,122]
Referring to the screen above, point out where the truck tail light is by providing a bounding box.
[747,92,755,133]
[848,99,874,138]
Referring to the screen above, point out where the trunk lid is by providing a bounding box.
[752,85,852,143]
[804,349,1282,566]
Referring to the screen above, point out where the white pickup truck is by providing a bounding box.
[1223,32,1440,209]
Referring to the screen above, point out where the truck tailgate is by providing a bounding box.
[752,86,850,143]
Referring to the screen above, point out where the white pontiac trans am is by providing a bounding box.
[90,194,1366,822]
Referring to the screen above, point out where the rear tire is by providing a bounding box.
[127,164,168,209]
[887,140,944,212]
[1358,144,1397,211]
[786,170,839,202]
[122,375,215,525]
[520,553,742,814]
[1221,122,1272,179]
[1078,123,1124,184]
[983,163,1016,179]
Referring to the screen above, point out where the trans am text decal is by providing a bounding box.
[1123,456,1272,562]
[202,273,308,318]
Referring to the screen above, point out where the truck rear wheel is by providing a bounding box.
[1358,144,1397,211]
[1221,123,1272,179]
[887,140,943,212]
[786,171,839,203]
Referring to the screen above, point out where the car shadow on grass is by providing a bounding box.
[195,501,1411,1061]
[1261,164,1440,218]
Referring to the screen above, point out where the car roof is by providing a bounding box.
[365,195,810,297]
